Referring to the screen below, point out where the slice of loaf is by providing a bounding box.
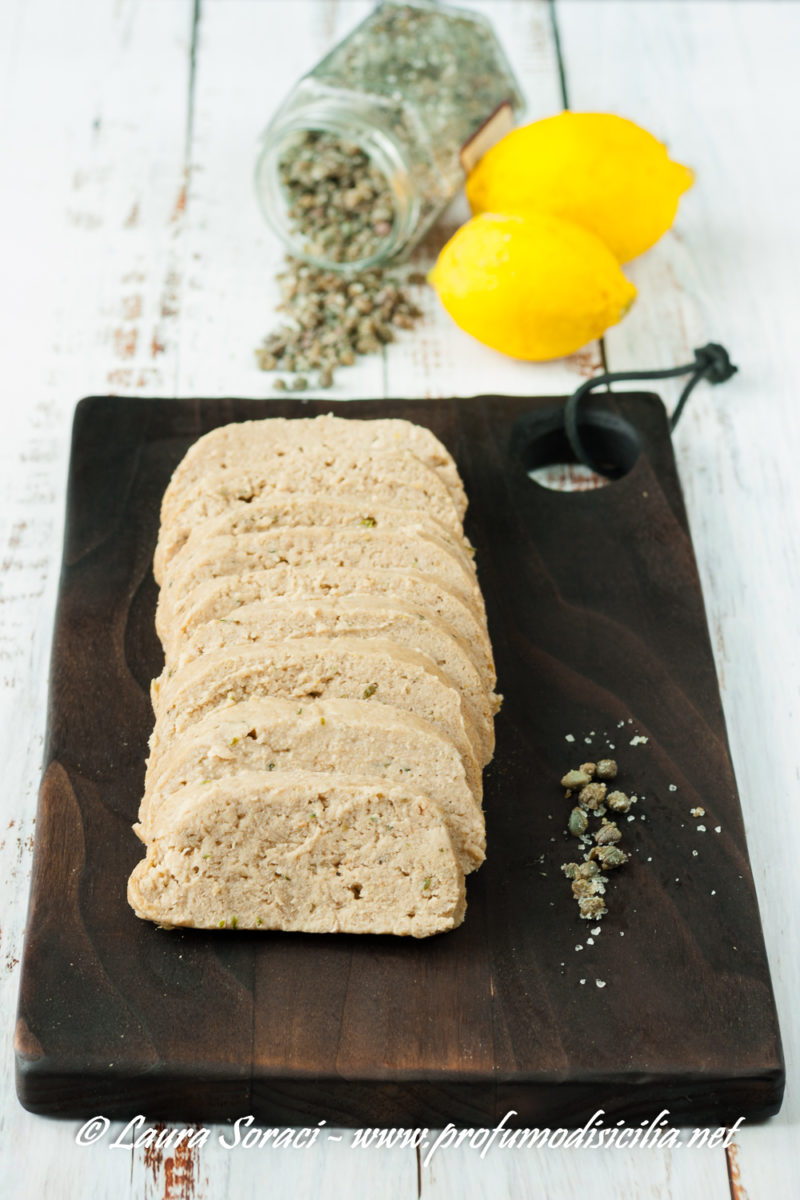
[128,772,466,937]
[160,414,468,524]
[166,492,473,560]
[161,566,496,688]
[149,639,486,782]
[157,526,487,632]
[155,448,464,581]
[138,697,485,871]
[171,597,499,759]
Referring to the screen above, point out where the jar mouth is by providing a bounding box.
[255,115,419,274]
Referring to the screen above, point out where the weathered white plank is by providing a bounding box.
[122,1117,418,1200]
[0,1,196,406]
[422,1135,732,1200]
[176,0,383,400]
[0,0,194,1196]
[0,0,25,128]
[555,3,800,1197]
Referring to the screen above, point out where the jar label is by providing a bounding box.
[460,102,515,175]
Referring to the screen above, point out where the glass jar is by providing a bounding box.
[255,0,524,272]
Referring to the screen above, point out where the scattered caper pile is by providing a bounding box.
[559,758,635,920]
[255,258,425,392]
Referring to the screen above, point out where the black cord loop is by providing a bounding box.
[563,343,738,475]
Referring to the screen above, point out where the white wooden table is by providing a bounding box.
[1,1,798,1195]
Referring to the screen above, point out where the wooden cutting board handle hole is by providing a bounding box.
[511,405,641,493]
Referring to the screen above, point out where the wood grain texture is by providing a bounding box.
[16,395,782,1130]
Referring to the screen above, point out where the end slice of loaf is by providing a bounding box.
[160,414,468,525]
[128,772,466,937]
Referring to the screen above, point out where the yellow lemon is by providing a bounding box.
[429,211,636,361]
[466,111,694,263]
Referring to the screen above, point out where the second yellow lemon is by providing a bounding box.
[466,111,694,263]
[429,211,636,361]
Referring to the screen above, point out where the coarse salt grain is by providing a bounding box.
[596,980,606,988]
[630,735,648,746]
[565,734,575,743]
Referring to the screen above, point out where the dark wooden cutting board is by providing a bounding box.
[15,393,783,1127]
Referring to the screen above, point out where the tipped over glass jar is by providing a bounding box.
[255,0,524,272]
